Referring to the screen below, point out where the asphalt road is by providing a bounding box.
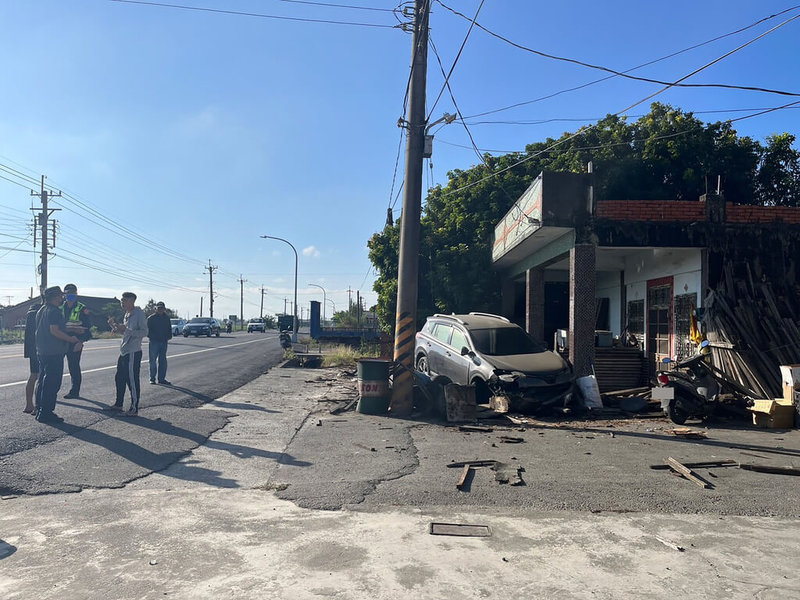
[0,330,285,495]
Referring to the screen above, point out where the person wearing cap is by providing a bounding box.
[34,286,81,423]
[60,283,92,399]
[147,301,172,385]
[106,292,147,417]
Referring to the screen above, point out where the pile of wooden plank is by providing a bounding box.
[705,262,800,399]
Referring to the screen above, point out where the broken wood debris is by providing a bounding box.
[664,457,712,489]
[738,463,800,476]
[667,428,708,439]
[429,523,491,537]
[458,425,493,433]
[705,262,800,399]
[655,536,685,552]
[456,465,472,490]
[498,435,524,444]
[447,460,497,468]
[650,459,736,470]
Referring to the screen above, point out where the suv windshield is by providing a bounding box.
[170,319,182,324]
[469,327,546,356]
[189,318,212,324]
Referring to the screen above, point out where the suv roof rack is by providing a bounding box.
[432,313,467,325]
[467,312,510,323]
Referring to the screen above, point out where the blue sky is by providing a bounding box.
[1,0,798,320]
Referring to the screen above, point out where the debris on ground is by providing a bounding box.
[738,463,800,476]
[655,536,685,552]
[667,428,708,439]
[456,465,472,490]
[458,425,493,433]
[663,457,713,489]
[492,462,524,486]
[429,523,491,537]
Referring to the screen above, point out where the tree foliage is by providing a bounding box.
[368,103,800,331]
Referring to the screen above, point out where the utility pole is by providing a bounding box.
[391,0,430,416]
[239,275,247,330]
[30,175,61,296]
[260,286,265,318]
[204,260,218,317]
[200,296,204,317]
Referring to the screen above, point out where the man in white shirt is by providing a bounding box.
[105,292,146,417]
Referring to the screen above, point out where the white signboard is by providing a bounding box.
[492,176,543,261]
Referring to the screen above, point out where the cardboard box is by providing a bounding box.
[779,364,800,405]
[750,399,795,429]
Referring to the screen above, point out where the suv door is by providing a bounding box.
[427,323,453,376]
[438,325,473,384]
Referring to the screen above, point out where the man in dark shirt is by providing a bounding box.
[35,286,81,423]
[23,302,41,414]
[147,301,173,385]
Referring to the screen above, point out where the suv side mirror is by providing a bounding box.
[460,346,473,357]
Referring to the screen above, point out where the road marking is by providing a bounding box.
[0,337,274,389]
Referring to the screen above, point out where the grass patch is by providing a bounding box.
[321,344,379,367]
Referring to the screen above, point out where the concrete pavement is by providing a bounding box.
[1,365,799,599]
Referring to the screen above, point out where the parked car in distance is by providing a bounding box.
[247,318,266,333]
[183,317,221,337]
[414,312,574,413]
[170,318,186,336]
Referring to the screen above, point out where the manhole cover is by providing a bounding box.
[429,522,491,537]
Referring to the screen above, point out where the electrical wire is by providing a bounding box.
[426,0,484,121]
[109,0,400,28]
[388,127,405,211]
[273,0,399,12]
[440,16,800,198]
[436,1,800,102]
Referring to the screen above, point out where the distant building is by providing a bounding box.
[0,294,120,333]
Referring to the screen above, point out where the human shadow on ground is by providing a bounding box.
[55,420,239,488]
[0,540,17,560]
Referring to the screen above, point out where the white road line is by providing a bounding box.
[0,337,272,389]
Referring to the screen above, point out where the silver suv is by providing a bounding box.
[415,312,574,412]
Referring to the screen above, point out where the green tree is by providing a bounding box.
[757,133,800,206]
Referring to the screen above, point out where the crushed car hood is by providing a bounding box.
[489,351,566,375]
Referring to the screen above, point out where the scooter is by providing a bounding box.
[654,340,720,424]
[279,330,292,350]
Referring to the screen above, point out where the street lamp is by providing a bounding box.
[260,235,298,342]
[326,298,336,317]
[307,283,326,324]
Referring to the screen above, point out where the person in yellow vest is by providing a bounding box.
[61,283,92,399]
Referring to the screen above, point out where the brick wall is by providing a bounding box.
[597,200,800,224]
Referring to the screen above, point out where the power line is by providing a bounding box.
[437,1,800,108]
[274,0,399,12]
[441,22,796,200]
[109,0,400,28]
[426,0,484,121]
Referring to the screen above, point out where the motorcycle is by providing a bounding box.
[279,330,292,350]
[654,340,720,424]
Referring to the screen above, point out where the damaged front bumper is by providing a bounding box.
[490,371,574,414]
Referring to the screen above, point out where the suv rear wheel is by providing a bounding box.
[416,354,429,375]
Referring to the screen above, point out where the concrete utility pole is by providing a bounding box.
[391,0,430,416]
[260,286,265,319]
[30,175,61,296]
[239,275,247,329]
[204,261,218,317]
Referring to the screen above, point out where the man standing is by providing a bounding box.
[35,286,81,423]
[23,301,41,414]
[147,301,172,385]
[106,292,147,417]
[61,283,92,399]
